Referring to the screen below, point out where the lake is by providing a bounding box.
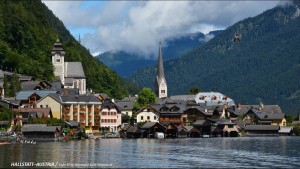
[1,137,300,168]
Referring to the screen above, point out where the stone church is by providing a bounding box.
[51,39,86,94]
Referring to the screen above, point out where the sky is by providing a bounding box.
[43,1,284,57]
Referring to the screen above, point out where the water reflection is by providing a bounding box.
[1,137,300,168]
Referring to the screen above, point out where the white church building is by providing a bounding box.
[51,39,86,94]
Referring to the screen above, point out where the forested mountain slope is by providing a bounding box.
[0,0,138,98]
[128,3,300,115]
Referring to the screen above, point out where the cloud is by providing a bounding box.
[43,1,279,58]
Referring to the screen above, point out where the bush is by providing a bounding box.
[293,125,300,136]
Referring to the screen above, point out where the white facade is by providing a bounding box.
[136,107,159,123]
[158,78,167,98]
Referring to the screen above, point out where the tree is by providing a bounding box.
[3,74,10,97]
[188,87,201,95]
[137,88,156,107]
[122,114,131,124]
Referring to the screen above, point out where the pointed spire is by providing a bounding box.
[157,41,165,81]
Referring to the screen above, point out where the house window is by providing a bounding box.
[154,116,157,120]
[46,105,48,108]
[147,109,150,112]
[161,90,165,94]
[141,116,144,120]
[40,105,43,108]
[147,116,150,120]
[126,112,128,115]
[56,59,60,63]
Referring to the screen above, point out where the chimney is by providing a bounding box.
[237,103,241,109]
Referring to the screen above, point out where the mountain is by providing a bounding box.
[128,3,300,115]
[96,31,223,77]
[0,0,139,98]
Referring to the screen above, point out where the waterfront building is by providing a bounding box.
[244,125,279,136]
[155,42,167,98]
[140,122,166,138]
[136,104,160,123]
[100,99,122,132]
[51,39,86,94]
[243,105,286,126]
[37,94,101,133]
[22,124,61,141]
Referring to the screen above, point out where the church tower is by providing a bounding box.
[51,39,65,84]
[155,42,167,98]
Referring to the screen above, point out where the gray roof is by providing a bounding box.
[237,105,282,116]
[115,101,134,111]
[21,81,40,91]
[170,95,195,101]
[16,90,58,100]
[292,121,300,125]
[279,126,293,133]
[207,118,235,125]
[193,120,206,126]
[245,125,279,131]
[141,122,166,130]
[22,124,61,132]
[156,42,166,85]
[39,93,101,104]
[126,126,141,133]
[247,108,285,120]
[50,81,62,90]
[65,120,79,127]
[65,62,86,78]
[102,99,121,112]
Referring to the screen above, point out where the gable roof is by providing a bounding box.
[65,62,86,78]
[38,94,101,104]
[245,107,285,120]
[115,101,134,111]
[245,125,279,131]
[16,90,58,100]
[22,124,61,132]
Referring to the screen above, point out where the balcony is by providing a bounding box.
[88,107,92,113]
[80,115,85,120]
[62,115,71,120]
[94,122,100,126]
[94,115,100,119]
[63,107,70,113]
[73,108,78,112]
[94,108,100,113]
[88,122,92,126]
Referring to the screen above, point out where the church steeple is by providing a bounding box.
[155,41,167,98]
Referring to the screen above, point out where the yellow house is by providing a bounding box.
[37,94,102,133]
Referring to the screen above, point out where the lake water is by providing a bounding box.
[1,137,300,168]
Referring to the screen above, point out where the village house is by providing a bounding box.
[16,108,53,126]
[243,104,286,126]
[100,99,122,133]
[136,104,160,123]
[115,97,135,117]
[15,90,57,108]
[37,94,102,133]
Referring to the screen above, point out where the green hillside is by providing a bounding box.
[0,0,138,98]
[128,3,300,115]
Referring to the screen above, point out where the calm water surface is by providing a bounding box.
[1,137,300,168]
